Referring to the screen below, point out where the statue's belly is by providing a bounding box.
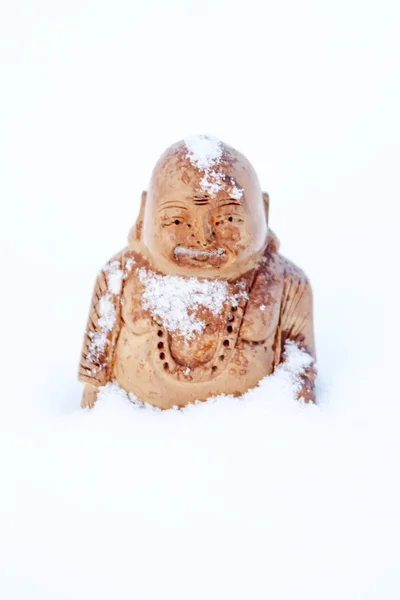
[113,325,276,409]
[169,328,220,368]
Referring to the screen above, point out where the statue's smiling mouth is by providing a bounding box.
[173,246,228,266]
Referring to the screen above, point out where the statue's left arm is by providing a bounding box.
[280,266,317,403]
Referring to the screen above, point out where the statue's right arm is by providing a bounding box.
[78,260,123,408]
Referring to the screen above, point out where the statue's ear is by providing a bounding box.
[262,192,269,224]
[135,191,147,240]
[128,191,147,245]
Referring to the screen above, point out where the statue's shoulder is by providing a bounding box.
[259,230,310,289]
[268,252,313,320]
[240,248,312,344]
[104,247,138,272]
[252,235,312,312]
[99,247,150,292]
[275,253,310,288]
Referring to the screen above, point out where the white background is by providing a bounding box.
[0,1,399,598]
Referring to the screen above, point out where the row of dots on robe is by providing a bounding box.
[157,329,169,370]
[213,305,238,373]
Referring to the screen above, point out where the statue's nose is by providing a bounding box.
[194,217,213,247]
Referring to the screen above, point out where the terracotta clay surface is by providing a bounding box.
[79,136,316,409]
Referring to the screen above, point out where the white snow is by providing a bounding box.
[137,267,245,339]
[185,134,225,196]
[200,170,225,196]
[86,261,124,366]
[185,134,243,199]
[184,134,223,171]
[97,294,116,332]
[174,246,226,258]
[230,181,244,200]
[1,3,400,599]
[86,293,116,366]
[104,260,124,294]
[124,257,136,274]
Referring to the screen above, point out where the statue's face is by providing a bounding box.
[140,138,268,279]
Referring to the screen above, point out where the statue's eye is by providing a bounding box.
[228,215,244,224]
[215,216,238,225]
[161,216,185,227]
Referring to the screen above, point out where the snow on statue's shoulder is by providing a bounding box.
[85,257,134,372]
[104,260,124,295]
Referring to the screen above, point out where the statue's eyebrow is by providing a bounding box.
[157,201,188,212]
[217,201,242,209]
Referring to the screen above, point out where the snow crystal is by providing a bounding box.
[86,260,125,366]
[184,134,244,200]
[137,267,245,339]
[86,292,116,364]
[98,294,116,332]
[184,134,223,171]
[125,257,136,274]
[104,257,136,291]
[200,171,224,196]
[104,260,124,295]
[184,134,225,197]
[230,181,244,200]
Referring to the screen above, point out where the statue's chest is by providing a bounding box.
[121,270,249,376]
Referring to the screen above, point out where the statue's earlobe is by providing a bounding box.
[262,192,269,224]
[128,191,147,245]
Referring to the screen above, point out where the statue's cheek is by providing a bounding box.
[160,227,180,245]
[216,225,242,243]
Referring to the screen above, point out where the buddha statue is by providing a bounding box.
[79,135,316,409]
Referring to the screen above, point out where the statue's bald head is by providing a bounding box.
[139,135,268,279]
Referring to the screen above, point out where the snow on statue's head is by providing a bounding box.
[131,135,268,279]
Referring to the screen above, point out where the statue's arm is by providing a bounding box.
[78,257,124,408]
[280,269,317,403]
